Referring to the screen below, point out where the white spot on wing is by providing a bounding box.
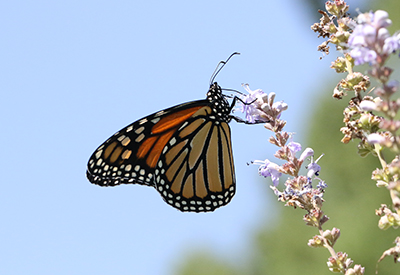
[121,136,131,146]
[155,110,165,117]
[169,138,176,146]
[178,121,188,131]
[135,126,145,134]
[135,133,145,143]
[95,150,102,159]
[151,117,160,124]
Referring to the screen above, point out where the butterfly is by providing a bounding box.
[86,53,255,212]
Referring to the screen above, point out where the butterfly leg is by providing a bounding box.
[229,96,269,124]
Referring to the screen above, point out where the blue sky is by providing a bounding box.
[1,1,335,274]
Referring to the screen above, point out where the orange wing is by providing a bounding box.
[86,101,208,187]
[87,82,237,212]
[154,106,236,212]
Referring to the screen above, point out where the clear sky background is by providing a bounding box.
[1,1,342,274]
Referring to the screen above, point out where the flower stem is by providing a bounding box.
[318,226,337,258]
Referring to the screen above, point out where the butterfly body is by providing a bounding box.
[87,82,236,212]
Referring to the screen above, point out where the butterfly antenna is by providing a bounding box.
[210,52,240,85]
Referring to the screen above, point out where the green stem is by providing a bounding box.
[374,144,387,168]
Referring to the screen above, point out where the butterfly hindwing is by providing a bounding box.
[154,106,236,212]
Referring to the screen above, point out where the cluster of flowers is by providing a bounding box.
[348,10,400,66]
[320,4,400,252]
[236,84,322,189]
[234,0,400,273]
[234,84,360,272]
[308,0,400,272]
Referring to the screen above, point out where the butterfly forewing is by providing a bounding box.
[86,101,208,187]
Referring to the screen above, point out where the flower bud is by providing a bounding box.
[261,103,271,112]
[344,265,365,275]
[376,180,388,187]
[331,57,348,73]
[260,93,269,103]
[299,148,314,162]
[308,235,325,248]
[323,228,341,246]
[359,100,376,111]
[378,215,391,230]
[268,92,276,105]
[372,10,391,29]
[367,133,384,144]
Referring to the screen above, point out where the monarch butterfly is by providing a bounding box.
[86,53,254,212]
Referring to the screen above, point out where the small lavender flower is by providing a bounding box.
[287,141,302,154]
[252,159,282,186]
[370,10,391,29]
[272,101,288,116]
[383,35,400,55]
[305,153,324,178]
[307,162,321,178]
[299,148,314,162]
[359,100,377,111]
[350,48,377,65]
[367,133,385,144]
[297,183,314,196]
[317,180,328,190]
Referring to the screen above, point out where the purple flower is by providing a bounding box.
[307,163,321,178]
[237,85,268,123]
[287,141,302,154]
[299,148,314,162]
[252,159,282,186]
[363,49,378,63]
[377,28,390,41]
[272,101,288,118]
[371,10,391,29]
[237,84,288,123]
[359,100,377,111]
[361,25,377,45]
[350,47,377,65]
[383,35,400,55]
[317,180,328,190]
[348,10,399,65]
[305,153,324,178]
[367,133,385,144]
[348,26,365,47]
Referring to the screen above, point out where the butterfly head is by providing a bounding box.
[207,82,232,123]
